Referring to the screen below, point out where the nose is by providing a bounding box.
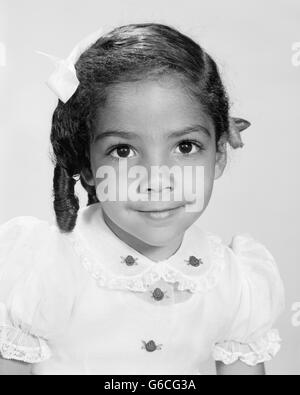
[138,167,174,194]
[137,160,174,195]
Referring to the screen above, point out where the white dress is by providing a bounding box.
[0,202,285,375]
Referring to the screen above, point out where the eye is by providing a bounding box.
[175,140,204,155]
[108,144,135,159]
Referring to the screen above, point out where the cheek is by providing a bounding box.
[202,162,216,208]
[180,151,216,197]
[90,152,120,192]
[188,151,216,209]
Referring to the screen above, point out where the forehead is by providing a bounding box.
[94,77,214,140]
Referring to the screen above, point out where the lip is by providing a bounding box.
[135,205,184,224]
[136,205,184,213]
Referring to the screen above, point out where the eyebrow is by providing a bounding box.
[93,124,211,142]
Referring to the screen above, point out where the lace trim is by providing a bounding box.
[67,231,226,293]
[0,325,52,363]
[212,329,282,366]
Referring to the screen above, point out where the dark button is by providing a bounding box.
[142,340,162,352]
[122,255,138,266]
[152,287,165,301]
[185,255,203,267]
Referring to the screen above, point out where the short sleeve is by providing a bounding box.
[212,233,285,366]
[0,216,77,363]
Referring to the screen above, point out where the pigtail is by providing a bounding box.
[50,99,99,231]
[53,164,80,232]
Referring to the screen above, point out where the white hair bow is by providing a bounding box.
[36,27,103,103]
[217,117,251,151]
[228,117,251,148]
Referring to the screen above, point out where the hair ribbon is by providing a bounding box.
[35,27,103,103]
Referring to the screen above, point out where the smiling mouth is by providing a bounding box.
[137,205,183,213]
[135,205,184,220]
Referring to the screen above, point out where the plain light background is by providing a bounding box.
[0,0,299,375]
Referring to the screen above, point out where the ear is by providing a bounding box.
[214,142,227,180]
[81,166,95,186]
[80,146,95,186]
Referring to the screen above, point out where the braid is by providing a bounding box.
[53,164,80,232]
[87,193,99,206]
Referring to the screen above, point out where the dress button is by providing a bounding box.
[121,255,138,266]
[185,255,204,267]
[142,340,163,352]
[151,287,165,301]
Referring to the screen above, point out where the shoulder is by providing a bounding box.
[0,215,50,245]
[0,215,79,363]
[0,215,79,274]
[0,212,80,289]
[201,229,285,325]
[209,232,285,367]
[0,214,82,300]
[227,233,277,265]
[0,215,62,255]
[224,233,284,293]
[203,230,284,281]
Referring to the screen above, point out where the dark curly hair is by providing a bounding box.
[50,23,230,232]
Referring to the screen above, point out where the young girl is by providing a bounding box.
[0,23,285,375]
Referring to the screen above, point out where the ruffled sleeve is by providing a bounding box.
[212,233,285,366]
[0,216,77,363]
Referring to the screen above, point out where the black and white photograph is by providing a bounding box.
[0,0,299,376]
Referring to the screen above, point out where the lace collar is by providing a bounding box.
[66,203,226,293]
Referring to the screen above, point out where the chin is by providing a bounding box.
[133,230,178,248]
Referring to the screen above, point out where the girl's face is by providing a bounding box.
[83,76,226,257]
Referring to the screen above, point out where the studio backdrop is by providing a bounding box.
[0,0,299,375]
